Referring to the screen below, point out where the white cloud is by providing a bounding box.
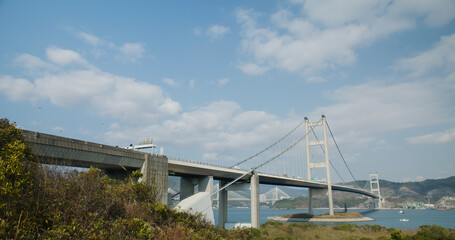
[92,78,180,124]
[301,0,455,28]
[310,81,448,149]
[388,0,455,27]
[189,79,195,89]
[162,78,178,87]
[396,33,455,77]
[407,128,455,145]
[119,42,145,61]
[70,29,150,64]
[34,70,114,107]
[46,46,88,66]
[206,25,230,39]
[77,32,103,46]
[238,63,269,75]
[14,53,53,71]
[236,9,366,75]
[110,122,121,130]
[217,78,229,86]
[1,49,180,124]
[0,75,39,102]
[302,1,390,27]
[104,100,296,159]
[193,27,202,36]
[306,76,325,83]
[236,1,455,75]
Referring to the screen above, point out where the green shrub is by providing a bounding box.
[391,229,403,240]
[361,224,387,232]
[333,223,357,232]
[261,221,284,228]
[288,222,317,230]
[414,225,455,240]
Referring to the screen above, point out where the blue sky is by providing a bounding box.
[1,0,454,182]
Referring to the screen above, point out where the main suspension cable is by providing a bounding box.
[308,124,346,183]
[326,120,360,188]
[213,125,311,197]
[229,118,306,168]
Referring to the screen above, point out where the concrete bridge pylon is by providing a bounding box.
[369,173,382,209]
[305,115,334,215]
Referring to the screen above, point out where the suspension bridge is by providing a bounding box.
[22,115,381,229]
[260,187,291,203]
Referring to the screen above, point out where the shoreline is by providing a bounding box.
[267,216,375,222]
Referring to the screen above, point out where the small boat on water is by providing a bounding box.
[398,210,404,214]
[400,219,409,222]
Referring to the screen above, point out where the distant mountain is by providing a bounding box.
[271,176,455,209]
[169,175,455,207]
[349,176,455,199]
[329,176,455,208]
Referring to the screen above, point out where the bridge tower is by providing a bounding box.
[369,173,382,208]
[305,115,334,215]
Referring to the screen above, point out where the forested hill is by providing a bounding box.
[348,176,455,199]
[272,176,455,209]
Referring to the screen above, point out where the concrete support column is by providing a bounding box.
[308,189,313,214]
[180,176,214,201]
[250,172,260,229]
[180,177,195,201]
[140,154,168,205]
[218,181,228,228]
[140,154,151,182]
[198,176,214,195]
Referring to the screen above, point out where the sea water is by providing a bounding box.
[213,208,455,230]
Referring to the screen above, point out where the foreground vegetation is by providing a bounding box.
[0,119,255,239]
[260,222,455,240]
[2,118,454,239]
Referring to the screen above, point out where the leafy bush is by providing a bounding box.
[410,225,455,240]
[391,229,403,240]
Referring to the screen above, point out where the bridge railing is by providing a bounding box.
[170,157,319,181]
[169,158,374,195]
[170,157,251,172]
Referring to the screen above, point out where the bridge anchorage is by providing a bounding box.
[22,115,381,229]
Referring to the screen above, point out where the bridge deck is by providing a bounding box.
[168,159,378,198]
[23,130,378,199]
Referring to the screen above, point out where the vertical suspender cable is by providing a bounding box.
[308,124,346,183]
[229,118,306,168]
[325,120,360,188]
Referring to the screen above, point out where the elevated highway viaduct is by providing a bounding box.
[22,130,378,228]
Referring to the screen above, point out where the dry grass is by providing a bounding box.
[260,222,395,240]
[259,222,455,240]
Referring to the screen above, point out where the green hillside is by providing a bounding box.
[353,177,455,199]
[272,177,455,209]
